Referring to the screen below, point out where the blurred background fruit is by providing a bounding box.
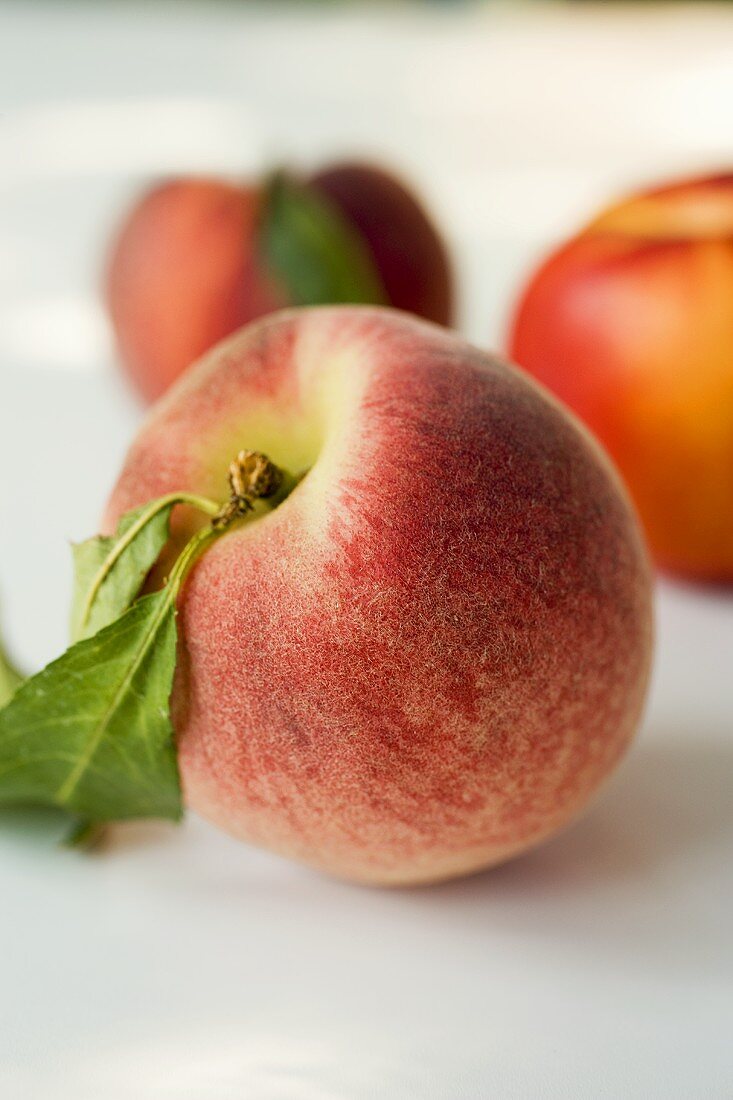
[107,178,280,402]
[309,163,453,329]
[508,171,733,584]
[106,161,453,401]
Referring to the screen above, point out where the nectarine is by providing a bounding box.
[309,162,453,328]
[106,307,652,884]
[509,171,733,583]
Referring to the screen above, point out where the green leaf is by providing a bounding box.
[63,818,106,849]
[260,171,387,307]
[0,588,182,822]
[70,500,175,643]
[0,634,23,708]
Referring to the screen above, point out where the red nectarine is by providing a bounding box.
[309,162,453,327]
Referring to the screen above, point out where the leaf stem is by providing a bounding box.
[165,524,221,600]
[76,491,219,640]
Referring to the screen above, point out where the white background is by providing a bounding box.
[0,3,731,1097]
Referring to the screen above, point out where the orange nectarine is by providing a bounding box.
[509,172,733,583]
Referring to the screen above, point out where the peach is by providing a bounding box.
[106,163,453,403]
[105,306,652,885]
[106,179,283,402]
[509,171,733,583]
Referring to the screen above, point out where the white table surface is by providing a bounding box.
[0,3,731,1097]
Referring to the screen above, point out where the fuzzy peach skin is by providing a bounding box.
[105,306,652,885]
[106,179,283,402]
[509,172,733,583]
